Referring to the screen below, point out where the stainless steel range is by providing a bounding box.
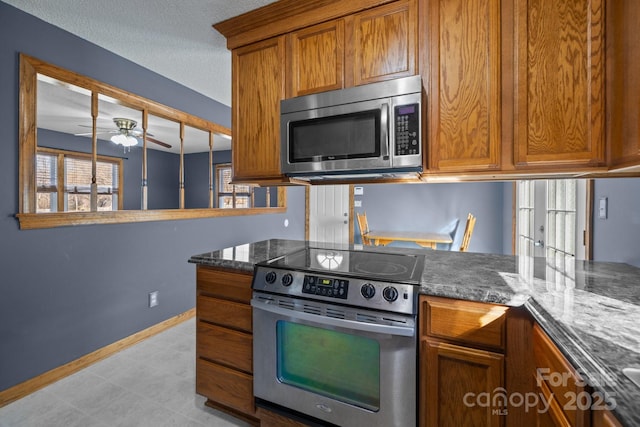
[251,246,424,427]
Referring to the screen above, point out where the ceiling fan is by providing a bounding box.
[74,118,172,150]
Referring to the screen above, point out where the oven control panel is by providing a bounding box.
[301,275,348,299]
[253,266,416,315]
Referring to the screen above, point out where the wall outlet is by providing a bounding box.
[149,291,159,308]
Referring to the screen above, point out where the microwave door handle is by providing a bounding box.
[251,298,415,337]
[380,103,390,159]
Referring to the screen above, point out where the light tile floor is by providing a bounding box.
[0,317,251,427]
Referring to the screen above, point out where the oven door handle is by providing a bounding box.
[251,299,415,337]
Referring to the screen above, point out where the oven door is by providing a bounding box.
[252,294,416,427]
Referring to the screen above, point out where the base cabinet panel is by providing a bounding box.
[195,266,257,422]
[197,322,253,373]
[196,358,255,416]
[420,295,507,427]
[421,339,504,427]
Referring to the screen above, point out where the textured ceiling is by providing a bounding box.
[4,0,279,107]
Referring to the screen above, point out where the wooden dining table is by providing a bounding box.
[365,230,453,249]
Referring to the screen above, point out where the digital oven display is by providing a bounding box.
[318,278,333,286]
[302,275,348,299]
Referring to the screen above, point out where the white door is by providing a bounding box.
[308,185,350,244]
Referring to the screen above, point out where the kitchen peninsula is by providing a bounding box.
[189,239,640,427]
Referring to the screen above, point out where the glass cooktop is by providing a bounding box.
[263,247,425,284]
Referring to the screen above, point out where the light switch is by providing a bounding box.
[354,186,364,196]
[354,200,362,207]
[598,197,607,219]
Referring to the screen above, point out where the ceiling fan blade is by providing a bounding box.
[130,129,155,138]
[74,130,116,136]
[77,124,114,131]
[147,136,172,149]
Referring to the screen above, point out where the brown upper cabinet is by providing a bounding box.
[287,20,345,97]
[425,0,606,175]
[215,0,639,184]
[512,0,606,170]
[607,1,640,171]
[217,0,417,184]
[287,0,417,97]
[231,37,286,183]
[347,0,417,87]
[423,0,503,173]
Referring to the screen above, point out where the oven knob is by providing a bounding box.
[282,273,293,287]
[383,286,399,302]
[265,271,277,284]
[360,283,376,299]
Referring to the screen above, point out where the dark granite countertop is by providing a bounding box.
[189,239,640,426]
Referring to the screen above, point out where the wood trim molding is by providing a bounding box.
[214,0,396,50]
[349,185,355,243]
[0,308,195,408]
[17,207,286,230]
[585,179,595,260]
[512,182,517,255]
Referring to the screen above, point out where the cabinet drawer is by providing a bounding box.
[197,295,252,333]
[196,266,252,303]
[197,322,252,373]
[422,296,507,351]
[533,324,588,427]
[196,358,254,416]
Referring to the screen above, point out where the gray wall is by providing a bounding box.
[593,178,640,267]
[355,182,513,255]
[0,2,305,391]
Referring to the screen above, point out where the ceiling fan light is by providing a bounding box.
[111,133,138,147]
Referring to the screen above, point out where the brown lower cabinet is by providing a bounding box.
[195,265,258,425]
[419,296,508,427]
[532,324,624,427]
[194,272,625,427]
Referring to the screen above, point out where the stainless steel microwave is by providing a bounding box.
[280,75,423,179]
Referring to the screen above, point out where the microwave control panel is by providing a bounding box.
[394,103,420,156]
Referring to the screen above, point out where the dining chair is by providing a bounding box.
[435,218,460,251]
[459,213,476,252]
[355,212,371,245]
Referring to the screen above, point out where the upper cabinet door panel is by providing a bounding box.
[514,0,605,167]
[288,20,345,97]
[427,0,502,172]
[232,37,286,181]
[348,0,417,86]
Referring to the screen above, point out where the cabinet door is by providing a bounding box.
[232,37,286,182]
[607,2,640,169]
[421,338,504,427]
[514,0,605,168]
[426,0,502,172]
[347,0,417,86]
[288,20,344,97]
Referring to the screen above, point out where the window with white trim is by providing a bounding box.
[215,164,252,208]
[36,148,122,213]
